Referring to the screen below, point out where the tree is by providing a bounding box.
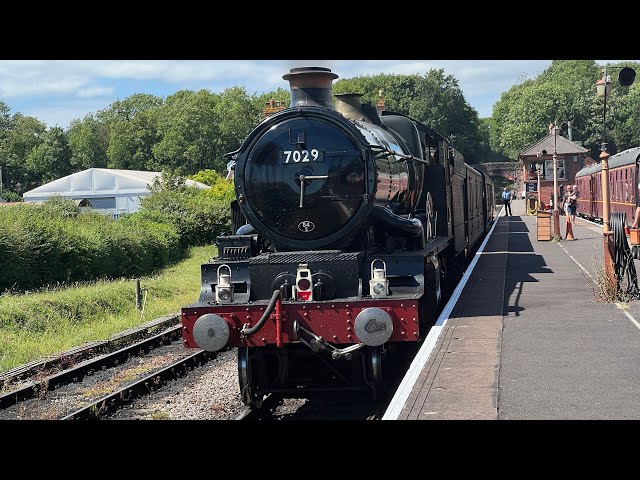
[334,70,486,163]
[0,114,46,193]
[26,127,73,182]
[0,101,12,190]
[214,87,262,166]
[0,101,10,133]
[97,93,163,124]
[334,73,421,114]
[99,94,163,171]
[254,87,290,111]
[410,70,485,163]
[491,81,574,159]
[153,89,220,173]
[489,60,640,160]
[68,114,109,170]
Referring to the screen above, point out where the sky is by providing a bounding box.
[0,60,628,129]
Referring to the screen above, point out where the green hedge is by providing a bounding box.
[0,198,181,292]
[137,186,231,249]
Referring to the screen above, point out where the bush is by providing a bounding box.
[0,190,23,202]
[0,198,181,293]
[0,170,233,292]
[190,169,235,204]
[138,184,231,248]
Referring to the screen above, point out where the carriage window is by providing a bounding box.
[620,180,623,201]
[610,177,614,201]
[626,182,629,202]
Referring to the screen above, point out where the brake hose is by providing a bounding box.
[240,289,281,336]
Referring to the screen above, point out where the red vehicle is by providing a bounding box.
[181,67,495,408]
[575,147,640,224]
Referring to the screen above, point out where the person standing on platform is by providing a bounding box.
[502,187,512,216]
[563,187,571,217]
[567,184,579,225]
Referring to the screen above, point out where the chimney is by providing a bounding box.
[283,67,338,109]
[263,98,286,118]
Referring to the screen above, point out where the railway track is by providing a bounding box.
[64,350,214,419]
[0,316,218,420]
[0,323,183,410]
[0,314,180,391]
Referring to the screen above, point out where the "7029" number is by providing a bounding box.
[283,149,321,163]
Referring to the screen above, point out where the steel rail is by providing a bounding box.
[63,350,214,420]
[0,314,179,389]
[0,324,183,410]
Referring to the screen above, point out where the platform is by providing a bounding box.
[383,199,640,420]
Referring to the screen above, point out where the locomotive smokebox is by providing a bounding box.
[283,66,338,109]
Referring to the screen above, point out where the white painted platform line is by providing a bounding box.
[557,243,593,280]
[382,205,504,420]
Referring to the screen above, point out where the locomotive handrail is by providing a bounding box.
[299,174,330,208]
[370,145,430,165]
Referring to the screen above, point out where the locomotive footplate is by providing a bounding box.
[181,298,420,350]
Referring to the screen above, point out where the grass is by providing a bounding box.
[0,245,216,373]
[591,256,634,304]
[150,410,170,420]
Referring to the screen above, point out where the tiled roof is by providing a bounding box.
[519,133,589,157]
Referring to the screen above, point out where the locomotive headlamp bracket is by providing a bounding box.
[293,263,313,301]
[215,264,234,304]
[369,259,389,298]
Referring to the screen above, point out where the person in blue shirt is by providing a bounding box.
[502,187,512,216]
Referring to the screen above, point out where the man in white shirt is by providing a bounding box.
[502,187,512,216]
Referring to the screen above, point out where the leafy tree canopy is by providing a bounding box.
[490,60,640,159]
[334,70,487,163]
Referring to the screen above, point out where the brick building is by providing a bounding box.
[519,124,592,208]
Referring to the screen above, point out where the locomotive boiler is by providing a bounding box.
[181,67,495,408]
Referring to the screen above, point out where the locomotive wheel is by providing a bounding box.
[367,346,385,400]
[238,347,264,409]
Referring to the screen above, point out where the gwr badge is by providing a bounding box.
[298,221,315,232]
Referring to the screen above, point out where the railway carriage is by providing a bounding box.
[575,147,640,223]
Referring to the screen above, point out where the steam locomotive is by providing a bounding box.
[181,67,495,408]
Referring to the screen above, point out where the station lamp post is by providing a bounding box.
[535,151,544,209]
[595,65,636,281]
[552,124,561,239]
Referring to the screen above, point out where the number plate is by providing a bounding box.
[282,149,323,164]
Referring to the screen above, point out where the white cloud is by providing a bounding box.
[76,86,115,98]
[0,76,87,97]
[4,59,633,126]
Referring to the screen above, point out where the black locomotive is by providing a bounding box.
[181,67,495,407]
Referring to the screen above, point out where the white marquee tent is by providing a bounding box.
[23,168,210,216]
